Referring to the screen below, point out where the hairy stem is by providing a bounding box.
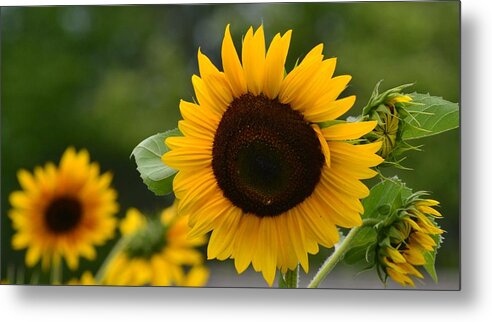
[94,235,131,283]
[284,264,299,288]
[307,218,380,288]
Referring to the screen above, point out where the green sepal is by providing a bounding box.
[362,177,412,222]
[344,226,377,265]
[422,224,444,283]
[131,128,182,196]
[316,119,346,129]
[362,80,414,116]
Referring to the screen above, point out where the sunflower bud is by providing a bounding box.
[362,82,418,167]
[375,193,444,287]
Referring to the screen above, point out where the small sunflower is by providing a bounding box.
[9,147,118,270]
[163,25,383,286]
[379,199,444,287]
[104,204,208,286]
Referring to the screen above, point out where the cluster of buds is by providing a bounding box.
[361,82,421,168]
[376,193,444,287]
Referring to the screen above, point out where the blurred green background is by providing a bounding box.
[1,2,459,288]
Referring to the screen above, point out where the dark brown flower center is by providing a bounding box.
[44,197,83,233]
[212,94,324,217]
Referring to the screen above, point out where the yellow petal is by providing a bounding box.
[403,247,426,265]
[322,169,370,199]
[183,266,209,287]
[221,24,247,97]
[387,247,406,263]
[120,208,146,236]
[316,75,352,104]
[233,213,260,273]
[25,246,41,267]
[191,75,228,115]
[312,124,330,168]
[179,100,220,132]
[242,26,266,95]
[12,233,30,249]
[387,267,415,287]
[198,50,234,109]
[311,187,362,228]
[305,95,356,123]
[418,205,443,217]
[207,207,241,260]
[18,169,37,192]
[285,211,309,272]
[329,141,383,168]
[263,30,292,99]
[410,232,436,251]
[162,144,212,172]
[297,201,339,248]
[322,121,377,141]
[9,191,30,209]
[292,58,338,112]
[254,217,277,286]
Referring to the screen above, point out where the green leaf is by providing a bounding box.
[131,129,182,196]
[402,93,459,140]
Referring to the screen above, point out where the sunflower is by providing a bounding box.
[103,204,208,286]
[9,147,118,270]
[379,199,444,287]
[162,25,383,286]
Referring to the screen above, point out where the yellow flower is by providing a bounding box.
[104,204,208,286]
[380,199,444,287]
[162,25,383,286]
[9,147,118,270]
[68,271,97,285]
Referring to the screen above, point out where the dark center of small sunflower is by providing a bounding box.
[44,197,83,233]
[212,93,325,217]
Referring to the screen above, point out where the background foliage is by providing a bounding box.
[1,2,459,287]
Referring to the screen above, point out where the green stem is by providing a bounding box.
[94,235,131,283]
[307,218,380,288]
[284,264,299,288]
[50,259,62,285]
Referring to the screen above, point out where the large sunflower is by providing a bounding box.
[103,204,208,286]
[9,147,118,270]
[163,25,383,286]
